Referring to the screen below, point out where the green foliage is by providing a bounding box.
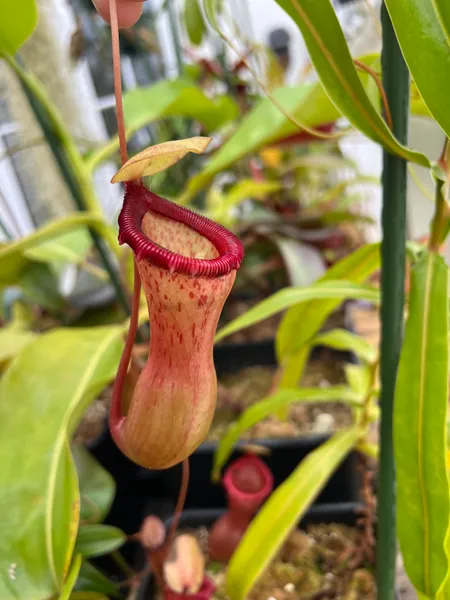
[0,214,113,286]
[272,0,428,167]
[394,251,450,597]
[207,179,282,225]
[59,555,82,600]
[0,303,37,369]
[212,386,362,480]
[0,327,122,599]
[72,445,115,525]
[0,0,37,55]
[124,79,237,134]
[276,243,380,361]
[215,279,379,343]
[19,262,66,312]
[74,562,119,598]
[24,230,92,272]
[313,328,377,364]
[345,363,372,397]
[183,82,341,199]
[75,526,125,558]
[226,427,362,600]
[184,0,207,45]
[385,0,450,140]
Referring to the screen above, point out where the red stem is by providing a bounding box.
[109,0,128,165]
[166,459,190,548]
[110,259,141,443]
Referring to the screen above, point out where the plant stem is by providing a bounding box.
[377,5,408,599]
[429,179,447,252]
[1,53,131,315]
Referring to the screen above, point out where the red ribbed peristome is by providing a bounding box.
[118,182,244,278]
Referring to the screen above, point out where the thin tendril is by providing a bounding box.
[353,59,393,130]
[166,459,190,548]
[109,0,128,165]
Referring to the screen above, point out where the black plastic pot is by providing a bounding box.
[136,503,399,600]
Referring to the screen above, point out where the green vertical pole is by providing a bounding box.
[377,4,408,599]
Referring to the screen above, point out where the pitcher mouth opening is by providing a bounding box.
[118,182,244,278]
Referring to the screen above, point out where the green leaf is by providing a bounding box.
[313,328,377,364]
[75,525,125,558]
[59,555,82,600]
[0,326,123,599]
[0,0,37,55]
[226,427,362,600]
[272,0,429,166]
[74,562,119,597]
[0,321,37,370]
[277,345,311,389]
[184,0,206,45]
[72,445,115,525]
[18,262,66,312]
[217,179,282,212]
[25,230,92,269]
[345,363,371,396]
[215,280,379,344]
[395,251,450,597]
[212,386,361,481]
[87,80,238,171]
[123,79,237,133]
[208,180,283,227]
[0,213,115,286]
[385,0,450,140]
[433,0,450,41]
[276,243,380,361]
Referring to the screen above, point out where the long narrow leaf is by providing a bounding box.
[212,386,360,480]
[273,0,428,166]
[75,526,125,558]
[215,280,379,343]
[385,0,450,140]
[226,427,362,600]
[58,555,82,600]
[313,328,377,364]
[433,0,450,41]
[276,243,380,360]
[395,251,450,596]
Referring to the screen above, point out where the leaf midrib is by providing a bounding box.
[45,329,121,587]
[418,253,433,594]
